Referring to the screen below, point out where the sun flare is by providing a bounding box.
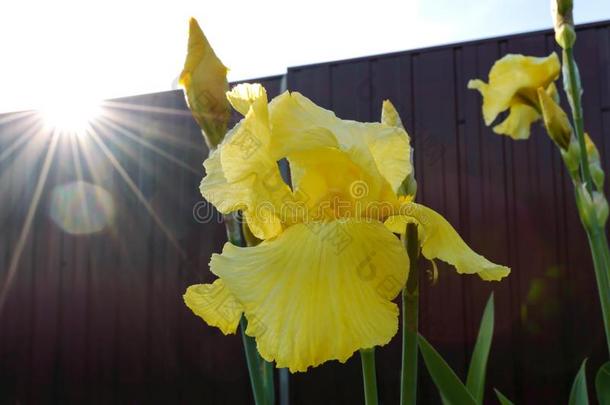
[40,96,102,135]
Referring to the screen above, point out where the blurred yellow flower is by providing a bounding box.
[468,53,560,140]
[185,86,510,372]
[179,18,231,148]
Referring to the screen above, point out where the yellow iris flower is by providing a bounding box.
[184,84,510,372]
[468,53,560,141]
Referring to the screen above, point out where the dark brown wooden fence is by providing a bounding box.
[0,21,609,404]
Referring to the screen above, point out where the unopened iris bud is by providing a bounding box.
[561,136,580,179]
[552,0,576,48]
[594,191,609,226]
[575,184,609,228]
[537,87,572,150]
[179,18,231,149]
[585,134,605,191]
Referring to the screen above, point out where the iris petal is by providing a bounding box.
[386,203,510,281]
[210,219,408,372]
[184,279,243,335]
[270,92,412,193]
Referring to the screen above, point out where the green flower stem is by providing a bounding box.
[360,348,379,405]
[401,223,420,405]
[261,357,275,405]
[563,46,610,356]
[586,226,610,355]
[225,212,273,404]
[279,368,290,405]
[240,317,267,405]
[564,47,593,191]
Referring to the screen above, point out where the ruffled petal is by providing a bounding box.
[183,279,243,335]
[227,83,269,123]
[211,219,408,372]
[200,83,292,239]
[200,135,288,239]
[386,203,510,281]
[199,147,251,213]
[270,92,411,193]
[220,85,275,184]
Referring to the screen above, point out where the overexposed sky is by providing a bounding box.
[0,0,607,113]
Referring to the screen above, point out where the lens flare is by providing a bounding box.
[49,181,114,235]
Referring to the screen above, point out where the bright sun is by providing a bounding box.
[40,96,102,135]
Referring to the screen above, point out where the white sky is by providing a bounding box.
[0,0,607,113]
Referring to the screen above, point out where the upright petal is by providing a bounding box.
[386,203,510,281]
[211,219,408,372]
[184,279,243,335]
[270,92,412,192]
[381,100,416,196]
[200,83,293,239]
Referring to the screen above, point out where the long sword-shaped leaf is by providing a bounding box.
[494,389,515,405]
[466,293,495,404]
[569,359,590,405]
[419,335,476,405]
[595,362,610,405]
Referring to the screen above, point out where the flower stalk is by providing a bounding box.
[563,48,593,191]
[558,10,610,357]
[225,212,273,405]
[401,223,420,405]
[360,348,379,405]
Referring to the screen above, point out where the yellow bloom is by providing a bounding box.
[468,53,560,140]
[179,18,231,148]
[537,87,572,149]
[185,86,510,372]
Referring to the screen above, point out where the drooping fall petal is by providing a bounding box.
[184,279,243,335]
[210,219,409,372]
[385,203,510,281]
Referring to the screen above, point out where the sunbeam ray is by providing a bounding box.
[87,130,186,259]
[97,115,201,176]
[0,130,60,314]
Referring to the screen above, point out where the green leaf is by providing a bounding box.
[418,335,476,405]
[569,359,589,405]
[494,389,514,405]
[596,362,610,405]
[466,293,495,405]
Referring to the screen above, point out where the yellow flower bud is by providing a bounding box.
[179,18,231,149]
[585,133,605,191]
[560,136,580,179]
[537,87,572,150]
